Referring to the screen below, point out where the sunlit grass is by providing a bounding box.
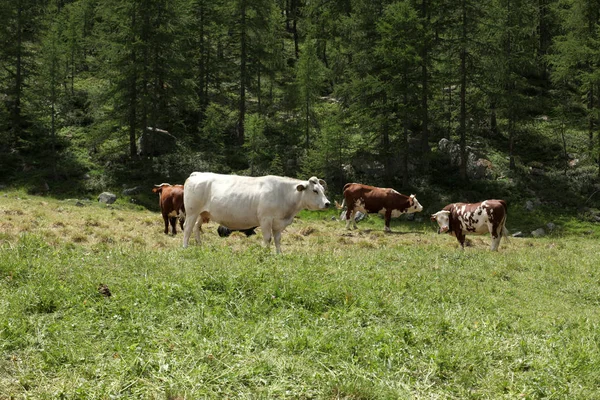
[1,190,599,398]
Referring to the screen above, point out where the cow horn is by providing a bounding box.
[154,183,171,187]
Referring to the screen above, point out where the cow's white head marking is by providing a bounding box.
[431,210,450,233]
[410,194,424,213]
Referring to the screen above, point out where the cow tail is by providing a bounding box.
[501,224,510,244]
[500,200,509,243]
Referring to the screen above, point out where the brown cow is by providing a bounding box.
[152,183,186,235]
[430,200,509,251]
[338,183,423,232]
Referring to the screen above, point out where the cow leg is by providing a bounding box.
[273,230,283,254]
[490,223,501,251]
[178,216,185,232]
[162,214,169,234]
[170,217,177,235]
[384,210,392,232]
[183,212,198,248]
[490,235,501,251]
[345,209,355,230]
[261,221,273,248]
[456,231,466,249]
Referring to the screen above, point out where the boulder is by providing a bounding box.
[525,198,541,211]
[512,231,524,238]
[137,127,177,156]
[468,158,493,180]
[438,138,493,180]
[122,186,144,196]
[98,192,117,204]
[531,228,545,237]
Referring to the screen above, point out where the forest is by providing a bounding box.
[1,0,600,208]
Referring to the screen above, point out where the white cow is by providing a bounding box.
[183,173,330,253]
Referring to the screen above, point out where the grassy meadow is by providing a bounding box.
[1,189,600,399]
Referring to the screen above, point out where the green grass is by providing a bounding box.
[1,191,600,398]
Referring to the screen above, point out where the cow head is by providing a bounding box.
[431,210,451,233]
[296,176,331,210]
[152,183,172,194]
[409,194,424,213]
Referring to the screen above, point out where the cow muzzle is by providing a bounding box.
[438,226,449,234]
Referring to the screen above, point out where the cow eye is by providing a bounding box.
[313,189,318,194]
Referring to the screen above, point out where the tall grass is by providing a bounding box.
[1,191,599,398]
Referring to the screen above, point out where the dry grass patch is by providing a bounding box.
[299,226,316,236]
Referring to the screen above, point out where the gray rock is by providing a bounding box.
[138,127,177,156]
[530,167,545,176]
[512,231,524,238]
[438,138,492,180]
[525,198,541,212]
[546,222,556,231]
[98,192,117,204]
[75,201,85,207]
[531,228,546,237]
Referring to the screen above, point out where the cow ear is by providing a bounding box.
[296,183,307,192]
[430,216,436,222]
[318,179,327,188]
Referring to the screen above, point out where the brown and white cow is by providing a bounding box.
[431,200,509,251]
[338,183,423,232]
[152,183,186,235]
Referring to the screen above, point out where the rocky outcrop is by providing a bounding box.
[438,138,493,180]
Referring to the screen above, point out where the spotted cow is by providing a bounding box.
[431,200,509,251]
[337,183,423,232]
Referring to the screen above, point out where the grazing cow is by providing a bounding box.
[183,173,330,253]
[152,183,186,235]
[430,200,509,251]
[338,183,423,232]
[217,225,257,238]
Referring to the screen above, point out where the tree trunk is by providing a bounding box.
[490,99,498,135]
[12,3,24,142]
[197,1,207,124]
[420,0,430,165]
[291,0,299,59]
[238,0,247,145]
[589,86,594,151]
[403,75,409,188]
[128,7,138,157]
[459,0,468,181]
